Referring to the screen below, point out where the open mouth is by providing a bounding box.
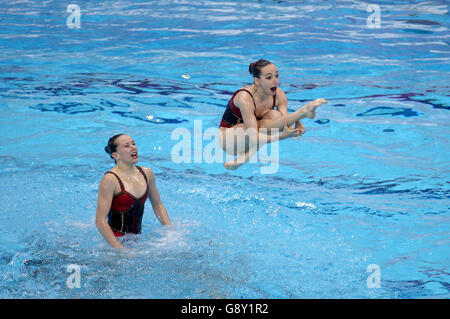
[131,152,138,159]
[271,87,277,93]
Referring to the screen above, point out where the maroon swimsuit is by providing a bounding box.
[219,89,277,128]
[105,166,148,237]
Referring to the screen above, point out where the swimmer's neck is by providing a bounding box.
[250,84,270,102]
[114,161,137,175]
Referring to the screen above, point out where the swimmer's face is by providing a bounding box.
[255,64,279,96]
[112,135,139,164]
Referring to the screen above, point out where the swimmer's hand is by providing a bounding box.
[293,121,306,140]
[281,122,305,140]
[120,247,135,255]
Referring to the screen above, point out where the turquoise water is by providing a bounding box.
[0,0,449,298]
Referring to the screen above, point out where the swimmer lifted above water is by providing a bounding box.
[218,59,327,170]
[95,134,171,249]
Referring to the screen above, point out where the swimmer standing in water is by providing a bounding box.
[218,59,327,169]
[95,134,171,249]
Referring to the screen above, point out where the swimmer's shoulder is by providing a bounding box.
[99,171,120,194]
[276,87,286,96]
[234,86,256,110]
[102,170,118,183]
[138,166,156,183]
[275,87,288,105]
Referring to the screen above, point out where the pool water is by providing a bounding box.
[0,0,449,298]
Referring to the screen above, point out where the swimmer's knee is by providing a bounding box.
[258,110,285,131]
[261,109,282,120]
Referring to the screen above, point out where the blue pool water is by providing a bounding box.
[0,0,449,298]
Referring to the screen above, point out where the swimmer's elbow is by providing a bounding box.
[95,217,107,230]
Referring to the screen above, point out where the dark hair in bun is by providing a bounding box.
[249,59,272,78]
[105,134,125,160]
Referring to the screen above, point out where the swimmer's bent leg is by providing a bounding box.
[258,99,327,130]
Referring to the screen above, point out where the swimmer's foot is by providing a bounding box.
[291,98,327,122]
[224,160,245,170]
[301,98,327,119]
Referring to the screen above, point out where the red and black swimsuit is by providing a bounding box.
[105,166,148,237]
[219,89,277,128]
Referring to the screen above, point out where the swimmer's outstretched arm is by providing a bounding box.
[143,167,172,226]
[96,174,124,249]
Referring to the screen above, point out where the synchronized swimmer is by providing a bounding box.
[218,59,327,170]
[96,60,326,248]
[95,134,171,249]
